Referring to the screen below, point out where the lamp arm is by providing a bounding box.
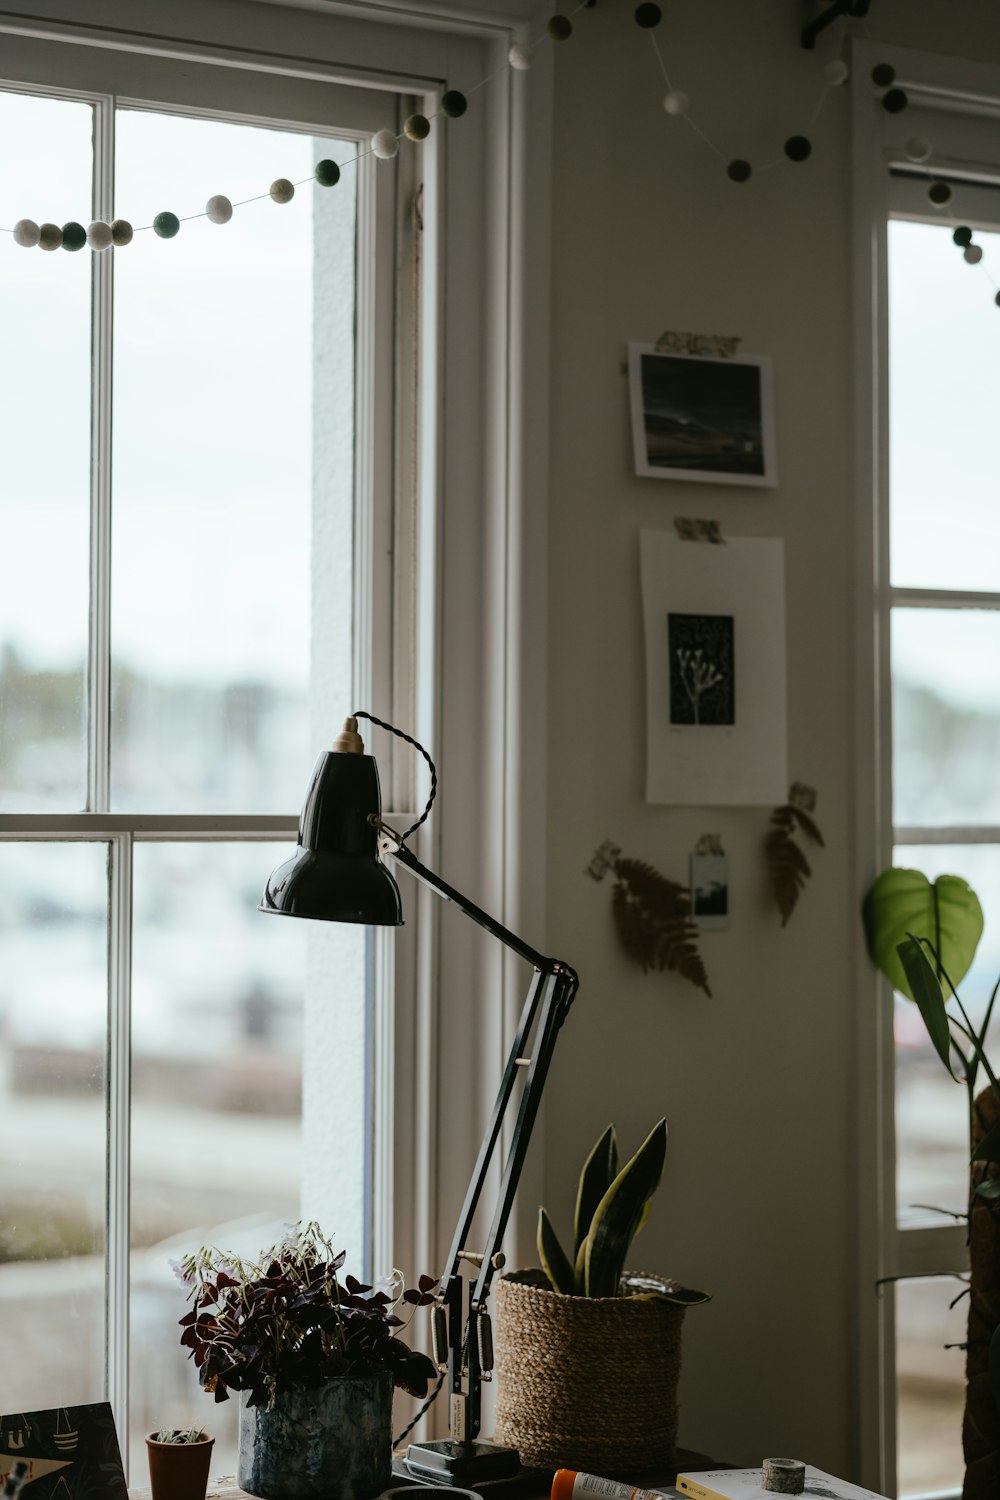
[384,840,553,973]
[383,835,579,1455]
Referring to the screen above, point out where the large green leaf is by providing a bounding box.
[573,1124,618,1257]
[584,1119,667,1298]
[863,868,983,998]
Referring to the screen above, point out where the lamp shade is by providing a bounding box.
[259,749,403,925]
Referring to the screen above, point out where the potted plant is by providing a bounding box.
[175,1222,438,1500]
[145,1427,214,1500]
[494,1118,710,1473]
[863,866,998,1500]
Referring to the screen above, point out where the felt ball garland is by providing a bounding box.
[86,220,113,251]
[206,194,233,224]
[0,5,595,259]
[915,143,1000,310]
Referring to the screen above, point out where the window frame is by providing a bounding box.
[0,0,556,1459]
[0,33,401,1463]
[852,35,1000,1497]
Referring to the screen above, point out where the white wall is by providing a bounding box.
[540,0,1000,1482]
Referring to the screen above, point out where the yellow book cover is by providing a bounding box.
[676,1469,888,1500]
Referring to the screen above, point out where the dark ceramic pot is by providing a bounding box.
[145,1432,214,1500]
[238,1373,392,1500]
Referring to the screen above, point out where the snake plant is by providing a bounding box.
[537,1118,710,1304]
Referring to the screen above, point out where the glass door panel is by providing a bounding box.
[0,841,108,1410]
[0,91,93,811]
[110,110,357,814]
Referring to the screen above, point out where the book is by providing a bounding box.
[676,1467,890,1500]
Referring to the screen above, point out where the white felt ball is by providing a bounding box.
[371,129,399,160]
[87,220,113,251]
[13,218,39,248]
[508,44,532,70]
[38,222,63,252]
[824,59,849,85]
[904,137,932,163]
[663,90,689,116]
[965,244,984,264]
[111,219,134,247]
[206,195,233,224]
[270,178,295,204]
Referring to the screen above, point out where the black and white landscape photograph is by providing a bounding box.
[629,344,777,486]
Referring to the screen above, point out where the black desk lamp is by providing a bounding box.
[260,713,579,1486]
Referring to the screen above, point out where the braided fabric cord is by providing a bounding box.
[494,1270,685,1472]
[352,711,437,844]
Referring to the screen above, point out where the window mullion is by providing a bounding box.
[88,92,114,814]
[106,830,133,1468]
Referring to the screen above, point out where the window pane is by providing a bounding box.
[0,843,108,1410]
[0,92,92,811]
[111,111,356,812]
[892,608,1000,827]
[896,1277,966,1497]
[889,218,1000,592]
[895,844,1000,1224]
[128,842,369,1479]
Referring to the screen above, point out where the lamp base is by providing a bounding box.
[402,1439,521,1487]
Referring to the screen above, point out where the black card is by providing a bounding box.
[0,1404,127,1500]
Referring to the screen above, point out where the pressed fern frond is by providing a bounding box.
[766,799,825,926]
[610,857,711,996]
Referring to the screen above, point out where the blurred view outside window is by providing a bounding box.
[889,216,1000,1494]
[0,88,372,1480]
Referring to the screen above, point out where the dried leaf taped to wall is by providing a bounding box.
[609,856,711,996]
[765,796,825,926]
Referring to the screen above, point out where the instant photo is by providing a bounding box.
[628,344,777,487]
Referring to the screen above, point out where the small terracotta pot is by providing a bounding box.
[145,1432,215,1500]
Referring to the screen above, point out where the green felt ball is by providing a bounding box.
[315,159,341,187]
[547,15,573,39]
[928,180,952,205]
[441,90,468,118]
[871,62,896,87]
[634,3,662,27]
[994,291,1000,307]
[727,159,752,183]
[404,114,431,141]
[953,225,973,247]
[882,88,908,114]
[61,221,86,251]
[784,135,812,163]
[153,211,180,239]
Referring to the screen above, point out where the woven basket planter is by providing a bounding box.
[494,1269,685,1474]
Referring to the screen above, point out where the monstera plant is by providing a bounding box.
[863,866,999,1500]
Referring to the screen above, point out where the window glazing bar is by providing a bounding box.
[891,586,1000,611]
[894,826,1000,845]
[88,93,114,813]
[0,814,298,838]
[106,833,132,1466]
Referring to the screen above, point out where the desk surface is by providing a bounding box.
[129,1448,721,1500]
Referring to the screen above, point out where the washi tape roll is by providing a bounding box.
[762,1458,806,1494]
[383,1487,480,1500]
